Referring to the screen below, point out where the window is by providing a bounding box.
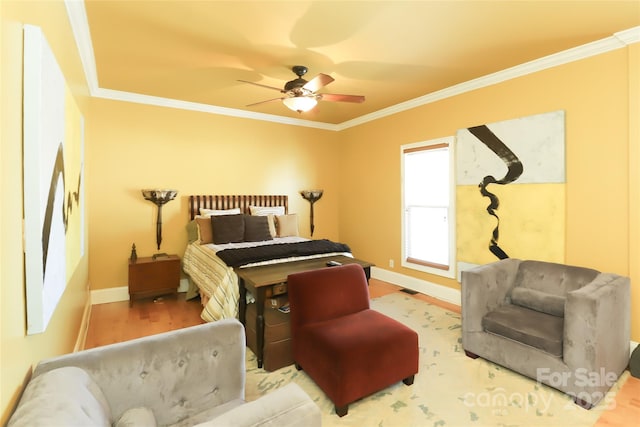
[401,137,456,278]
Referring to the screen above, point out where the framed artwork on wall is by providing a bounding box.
[23,25,85,334]
[456,110,566,265]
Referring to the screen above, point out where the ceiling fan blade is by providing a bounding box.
[319,93,365,103]
[302,73,334,93]
[246,97,284,107]
[238,80,284,93]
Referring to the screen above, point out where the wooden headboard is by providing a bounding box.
[189,195,289,220]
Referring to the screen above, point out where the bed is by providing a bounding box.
[182,195,352,322]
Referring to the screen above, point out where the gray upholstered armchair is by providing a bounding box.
[461,259,630,409]
[8,319,320,426]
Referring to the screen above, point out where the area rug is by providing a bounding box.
[244,292,628,427]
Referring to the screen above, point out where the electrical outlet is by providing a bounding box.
[389,259,395,268]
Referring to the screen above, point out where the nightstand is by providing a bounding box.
[128,255,180,306]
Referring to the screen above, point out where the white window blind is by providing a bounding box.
[401,138,456,277]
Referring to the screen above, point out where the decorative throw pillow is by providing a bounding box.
[249,206,285,237]
[265,215,277,238]
[510,286,566,317]
[244,215,273,242]
[195,216,214,244]
[211,214,245,244]
[276,214,299,237]
[186,220,199,243]
[9,367,112,427]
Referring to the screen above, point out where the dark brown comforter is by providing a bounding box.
[216,239,351,268]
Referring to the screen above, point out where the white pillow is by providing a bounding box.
[199,208,241,217]
[249,206,285,216]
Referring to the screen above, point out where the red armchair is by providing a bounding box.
[287,263,419,417]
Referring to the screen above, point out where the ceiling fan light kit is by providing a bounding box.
[282,96,318,113]
[239,65,365,114]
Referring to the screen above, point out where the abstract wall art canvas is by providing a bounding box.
[23,25,85,334]
[456,111,565,265]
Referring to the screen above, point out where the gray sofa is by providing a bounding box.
[462,258,630,409]
[8,319,321,426]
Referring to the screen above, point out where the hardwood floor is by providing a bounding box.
[84,293,204,349]
[84,279,638,426]
[593,374,640,427]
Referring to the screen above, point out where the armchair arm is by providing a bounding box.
[198,383,321,427]
[461,258,521,334]
[564,274,630,375]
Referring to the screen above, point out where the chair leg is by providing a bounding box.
[335,404,348,417]
[402,375,415,385]
[573,396,593,410]
[464,350,479,359]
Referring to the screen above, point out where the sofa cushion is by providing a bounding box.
[294,309,419,408]
[482,304,564,357]
[194,383,321,427]
[510,286,565,317]
[8,366,112,427]
[513,260,599,296]
[167,399,245,427]
[115,407,157,427]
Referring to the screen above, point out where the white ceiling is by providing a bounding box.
[74,1,640,128]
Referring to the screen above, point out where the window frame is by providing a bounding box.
[400,136,456,279]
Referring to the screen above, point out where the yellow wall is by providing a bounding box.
[1,1,90,423]
[628,42,639,340]
[457,183,565,265]
[339,48,637,335]
[86,99,340,290]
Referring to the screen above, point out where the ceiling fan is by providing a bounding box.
[238,65,365,113]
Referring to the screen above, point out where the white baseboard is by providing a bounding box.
[74,289,93,352]
[91,278,190,305]
[91,286,129,305]
[371,267,461,306]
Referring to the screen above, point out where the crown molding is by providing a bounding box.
[65,0,99,94]
[94,87,339,130]
[64,1,637,132]
[337,28,638,131]
[615,26,640,45]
